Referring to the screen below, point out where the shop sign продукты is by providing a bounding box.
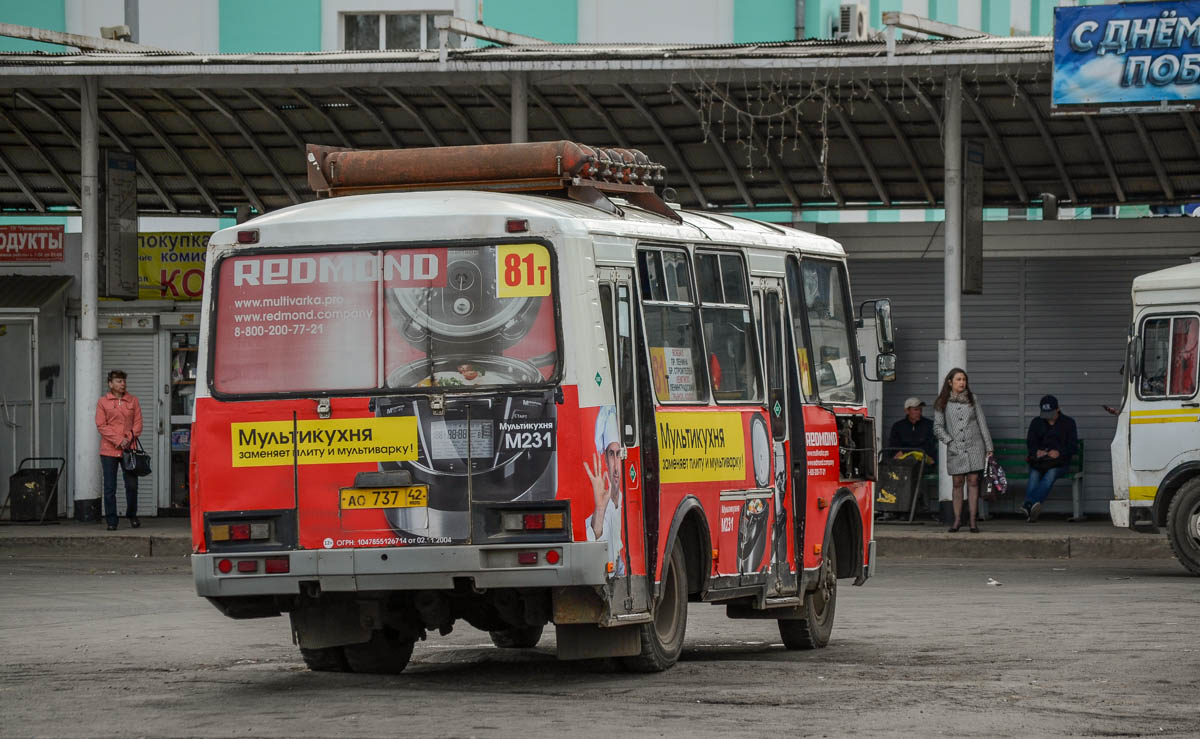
[0,225,64,262]
[1053,1,1200,110]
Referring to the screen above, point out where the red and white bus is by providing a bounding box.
[191,141,896,673]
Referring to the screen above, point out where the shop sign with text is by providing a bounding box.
[139,232,211,300]
[0,225,64,262]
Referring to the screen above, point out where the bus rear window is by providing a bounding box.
[212,244,559,396]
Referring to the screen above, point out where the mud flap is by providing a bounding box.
[555,624,641,660]
[290,601,372,650]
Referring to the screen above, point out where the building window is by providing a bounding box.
[342,12,460,50]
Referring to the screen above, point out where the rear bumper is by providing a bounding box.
[193,541,610,597]
[1109,498,1154,529]
[1110,499,1131,528]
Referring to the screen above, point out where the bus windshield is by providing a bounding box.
[211,243,559,396]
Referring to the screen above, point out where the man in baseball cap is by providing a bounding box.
[888,397,936,462]
[1021,394,1078,522]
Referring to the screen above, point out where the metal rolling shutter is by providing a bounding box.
[850,255,1185,515]
[100,333,159,518]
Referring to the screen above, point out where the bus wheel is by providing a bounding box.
[298,645,349,672]
[779,539,837,650]
[1166,478,1200,576]
[621,540,688,673]
[342,629,416,674]
[489,624,545,649]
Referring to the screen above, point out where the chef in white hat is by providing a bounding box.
[585,405,625,577]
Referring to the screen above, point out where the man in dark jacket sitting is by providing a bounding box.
[888,397,936,463]
[1021,394,1078,523]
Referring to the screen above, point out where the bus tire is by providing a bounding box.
[778,538,837,650]
[489,624,545,649]
[1166,477,1200,576]
[621,540,688,673]
[342,629,416,674]
[298,645,350,672]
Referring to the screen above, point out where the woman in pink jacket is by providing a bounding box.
[95,370,143,530]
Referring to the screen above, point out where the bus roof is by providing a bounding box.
[210,190,845,258]
[1132,261,1200,295]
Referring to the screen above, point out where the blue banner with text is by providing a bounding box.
[1053,1,1200,108]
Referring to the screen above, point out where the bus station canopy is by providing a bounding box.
[0,34,1196,216]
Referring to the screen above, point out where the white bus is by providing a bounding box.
[1110,260,1200,575]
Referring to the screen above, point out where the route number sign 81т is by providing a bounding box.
[497,243,551,298]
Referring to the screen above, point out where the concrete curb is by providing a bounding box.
[0,536,192,558]
[876,533,1174,560]
[0,528,1177,561]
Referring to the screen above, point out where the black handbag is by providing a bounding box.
[121,437,152,477]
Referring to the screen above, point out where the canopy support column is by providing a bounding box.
[938,72,967,507]
[511,73,528,144]
[74,76,102,522]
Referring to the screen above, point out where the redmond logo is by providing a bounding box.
[805,431,838,447]
[231,251,445,287]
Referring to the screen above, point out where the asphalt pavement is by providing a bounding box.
[3,556,1196,737]
[0,510,1175,561]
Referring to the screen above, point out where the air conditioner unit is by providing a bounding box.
[836,3,869,41]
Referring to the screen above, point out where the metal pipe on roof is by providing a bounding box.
[73,76,102,521]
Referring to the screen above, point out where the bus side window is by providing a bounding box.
[617,284,638,446]
[696,251,761,403]
[784,259,816,401]
[600,283,616,378]
[638,247,707,404]
[764,291,787,440]
[1140,315,1199,398]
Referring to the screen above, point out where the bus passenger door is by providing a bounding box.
[754,282,798,594]
[598,269,647,614]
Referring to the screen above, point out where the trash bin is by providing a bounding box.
[875,459,918,513]
[8,457,65,523]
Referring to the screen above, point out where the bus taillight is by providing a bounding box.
[502,512,565,532]
[210,521,271,542]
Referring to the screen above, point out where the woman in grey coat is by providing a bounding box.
[932,367,993,533]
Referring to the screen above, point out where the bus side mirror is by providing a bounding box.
[1126,336,1143,377]
[876,353,897,383]
[875,299,895,354]
[859,298,895,354]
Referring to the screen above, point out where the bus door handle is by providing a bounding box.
[1183,402,1199,408]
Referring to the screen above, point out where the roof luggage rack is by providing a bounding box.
[305,140,681,221]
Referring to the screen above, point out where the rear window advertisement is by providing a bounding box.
[212,244,558,395]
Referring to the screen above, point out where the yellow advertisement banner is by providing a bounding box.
[138,232,211,300]
[231,417,418,468]
[655,411,746,483]
[496,243,551,297]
